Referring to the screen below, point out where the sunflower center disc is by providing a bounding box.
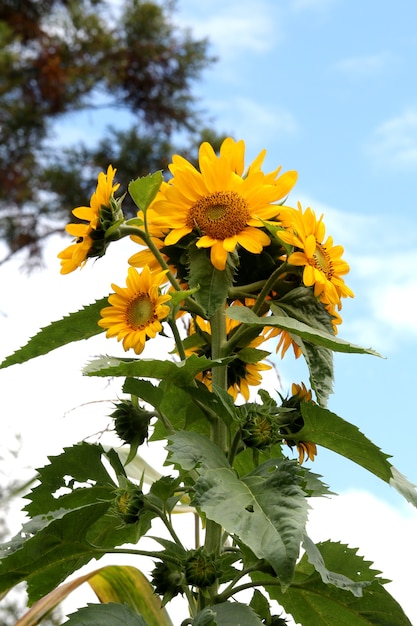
[312,242,333,279]
[127,295,155,329]
[187,191,250,240]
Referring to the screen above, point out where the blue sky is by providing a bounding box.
[1,0,417,622]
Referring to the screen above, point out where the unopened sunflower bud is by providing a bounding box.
[184,548,218,588]
[241,409,279,450]
[113,483,145,524]
[110,399,151,447]
[151,561,184,604]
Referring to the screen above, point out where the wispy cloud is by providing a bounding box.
[365,108,417,169]
[206,96,298,147]
[333,52,394,78]
[176,0,283,59]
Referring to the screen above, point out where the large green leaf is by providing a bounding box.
[0,298,108,368]
[128,171,163,212]
[88,565,173,626]
[187,245,236,317]
[298,403,417,506]
[167,431,308,588]
[83,353,225,385]
[226,305,381,357]
[65,603,148,625]
[0,443,154,603]
[193,602,264,626]
[261,541,412,626]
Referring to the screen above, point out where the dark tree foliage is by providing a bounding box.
[0,0,225,266]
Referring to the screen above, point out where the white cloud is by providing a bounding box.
[207,96,298,149]
[176,0,283,59]
[365,108,417,169]
[333,52,394,78]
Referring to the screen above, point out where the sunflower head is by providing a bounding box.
[147,137,298,271]
[58,165,121,274]
[278,203,354,308]
[98,265,171,355]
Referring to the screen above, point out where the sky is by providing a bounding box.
[1,0,417,623]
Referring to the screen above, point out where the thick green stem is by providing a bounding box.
[200,304,229,608]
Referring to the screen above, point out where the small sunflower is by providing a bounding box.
[98,265,171,355]
[296,441,317,464]
[278,203,354,307]
[281,382,317,464]
[58,165,120,274]
[148,138,297,271]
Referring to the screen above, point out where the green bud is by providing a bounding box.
[113,482,145,525]
[151,561,184,605]
[110,399,151,447]
[184,548,218,589]
[241,409,279,450]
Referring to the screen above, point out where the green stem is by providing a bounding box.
[217,578,282,602]
[200,304,229,609]
[252,262,289,315]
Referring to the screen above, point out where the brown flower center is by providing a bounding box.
[187,191,250,240]
[311,242,333,279]
[126,295,155,329]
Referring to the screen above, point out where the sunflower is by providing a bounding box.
[148,138,298,271]
[278,203,354,307]
[58,165,120,274]
[296,441,317,464]
[98,265,171,355]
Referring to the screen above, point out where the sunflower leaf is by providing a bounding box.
[226,304,382,356]
[83,353,228,385]
[128,171,163,212]
[65,603,148,625]
[193,602,264,626]
[167,431,308,589]
[0,298,108,369]
[0,443,154,603]
[298,403,417,505]
[254,541,412,626]
[187,245,236,317]
[88,565,173,626]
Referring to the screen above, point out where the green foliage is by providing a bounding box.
[260,541,412,626]
[0,298,107,368]
[298,403,417,504]
[193,602,264,626]
[0,443,155,604]
[168,431,308,589]
[227,304,381,356]
[188,245,237,317]
[65,602,148,625]
[128,171,164,214]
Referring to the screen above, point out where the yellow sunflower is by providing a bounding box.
[98,265,171,355]
[58,165,120,274]
[148,138,298,271]
[296,441,317,464]
[278,203,354,307]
